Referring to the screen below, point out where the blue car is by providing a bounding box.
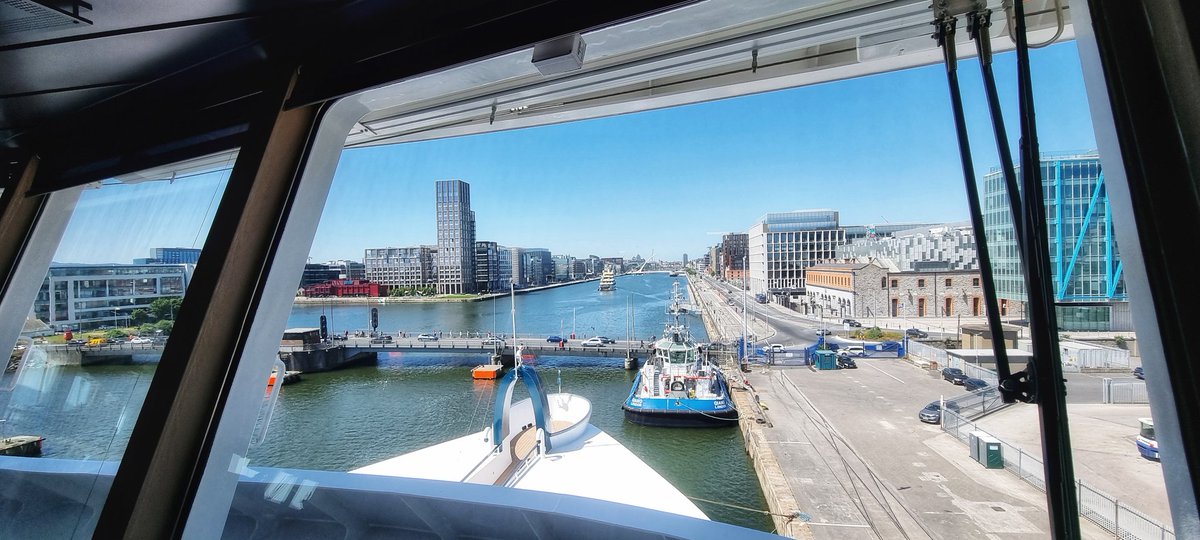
[546,335,564,343]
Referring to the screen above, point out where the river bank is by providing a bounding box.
[294,276,601,304]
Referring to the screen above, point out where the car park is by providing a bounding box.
[546,335,564,343]
[416,333,438,342]
[905,328,928,338]
[836,356,857,369]
[941,367,967,384]
[580,337,605,347]
[841,318,862,327]
[963,378,990,392]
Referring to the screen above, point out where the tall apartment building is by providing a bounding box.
[983,153,1130,330]
[747,209,844,303]
[363,246,435,289]
[838,222,980,271]
[326,259,365,280]
[435,179,476,294]
[721,233,748,281]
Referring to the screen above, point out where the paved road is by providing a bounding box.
[743,359,1111,539]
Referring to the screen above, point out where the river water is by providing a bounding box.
[2,274,772,531]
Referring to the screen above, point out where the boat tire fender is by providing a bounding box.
[670,381,685,392]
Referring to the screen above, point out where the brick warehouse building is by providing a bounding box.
[301,279,389,298]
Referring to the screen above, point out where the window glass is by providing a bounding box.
[0,166,231,538]
[174,14,1173,540]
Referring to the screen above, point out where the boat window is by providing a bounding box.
[0,161,232,538]
[165,4,1180,540]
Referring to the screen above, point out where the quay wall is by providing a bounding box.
[727,375,813,539]
[280,348,377,372]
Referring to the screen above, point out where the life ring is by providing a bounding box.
[670,381,685,392]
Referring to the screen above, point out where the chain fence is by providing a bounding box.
[942,410,1173,539]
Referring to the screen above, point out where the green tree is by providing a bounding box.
[149,297,183,320]
[130,308,151,325]
[154,319,174,335]
[104,328,129,339]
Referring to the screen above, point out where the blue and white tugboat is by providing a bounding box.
[622,283,738,427]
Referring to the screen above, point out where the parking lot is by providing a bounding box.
[743,359,1112,539]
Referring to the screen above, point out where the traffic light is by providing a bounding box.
[371,308,379,331]
[319,315,328,340]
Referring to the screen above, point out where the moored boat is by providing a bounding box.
[598,266,616,291]
[353,344,705,518]
[622,283,738,427]
[0,435,44,457]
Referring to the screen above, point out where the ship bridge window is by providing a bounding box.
[0,159,231,538]
[5,2,1173,539]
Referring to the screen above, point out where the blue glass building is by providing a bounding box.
[982,154,1130,331]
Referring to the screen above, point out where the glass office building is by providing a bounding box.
[982,153,1130,331]
[33,264,194,331]
[747,209,844,301]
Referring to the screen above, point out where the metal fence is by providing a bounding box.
[1102,378,1150,404]
[941,410,1173,539]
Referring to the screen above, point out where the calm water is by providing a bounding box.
[2,274,772,531]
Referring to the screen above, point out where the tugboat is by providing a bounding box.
[622,283,738,427]
[598,266,616,292]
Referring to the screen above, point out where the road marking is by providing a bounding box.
[866,362,905,383]
[805,523,872,528]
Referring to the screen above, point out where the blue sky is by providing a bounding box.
[56,41,1096,265]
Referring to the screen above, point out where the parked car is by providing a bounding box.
[918,401,960,424]
[580,337,605,347]
[905,328,928,338]
[836,356,857,369]
[941,367,967,384]
[815,329,832,336]
[482,336,504,345]
[597,336,616,344]
[546,335,565,343]
[838,345,865,357]
[1133,366,1145,380]
[129,337,152,344]
[416,333,438,342]
[963,378,990,392]
[841,318,862,327]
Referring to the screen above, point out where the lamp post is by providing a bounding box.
[741,255,748,361]
[572,307,577,339]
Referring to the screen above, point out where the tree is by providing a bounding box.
[149,297,183,321]
[130,308,151,325]
[154,319,174,335]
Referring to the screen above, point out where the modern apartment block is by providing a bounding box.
[721,233,748,281]
[747,209,844,302]
[33,263,194,331]
[838,222,980,271]
[435,179,476,294]
[153,247,202,264]
[363,246,436,289]
[474,241,506,293]
[522,248,553,287]
[982,153,1130,331]
[508,247,525,287]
